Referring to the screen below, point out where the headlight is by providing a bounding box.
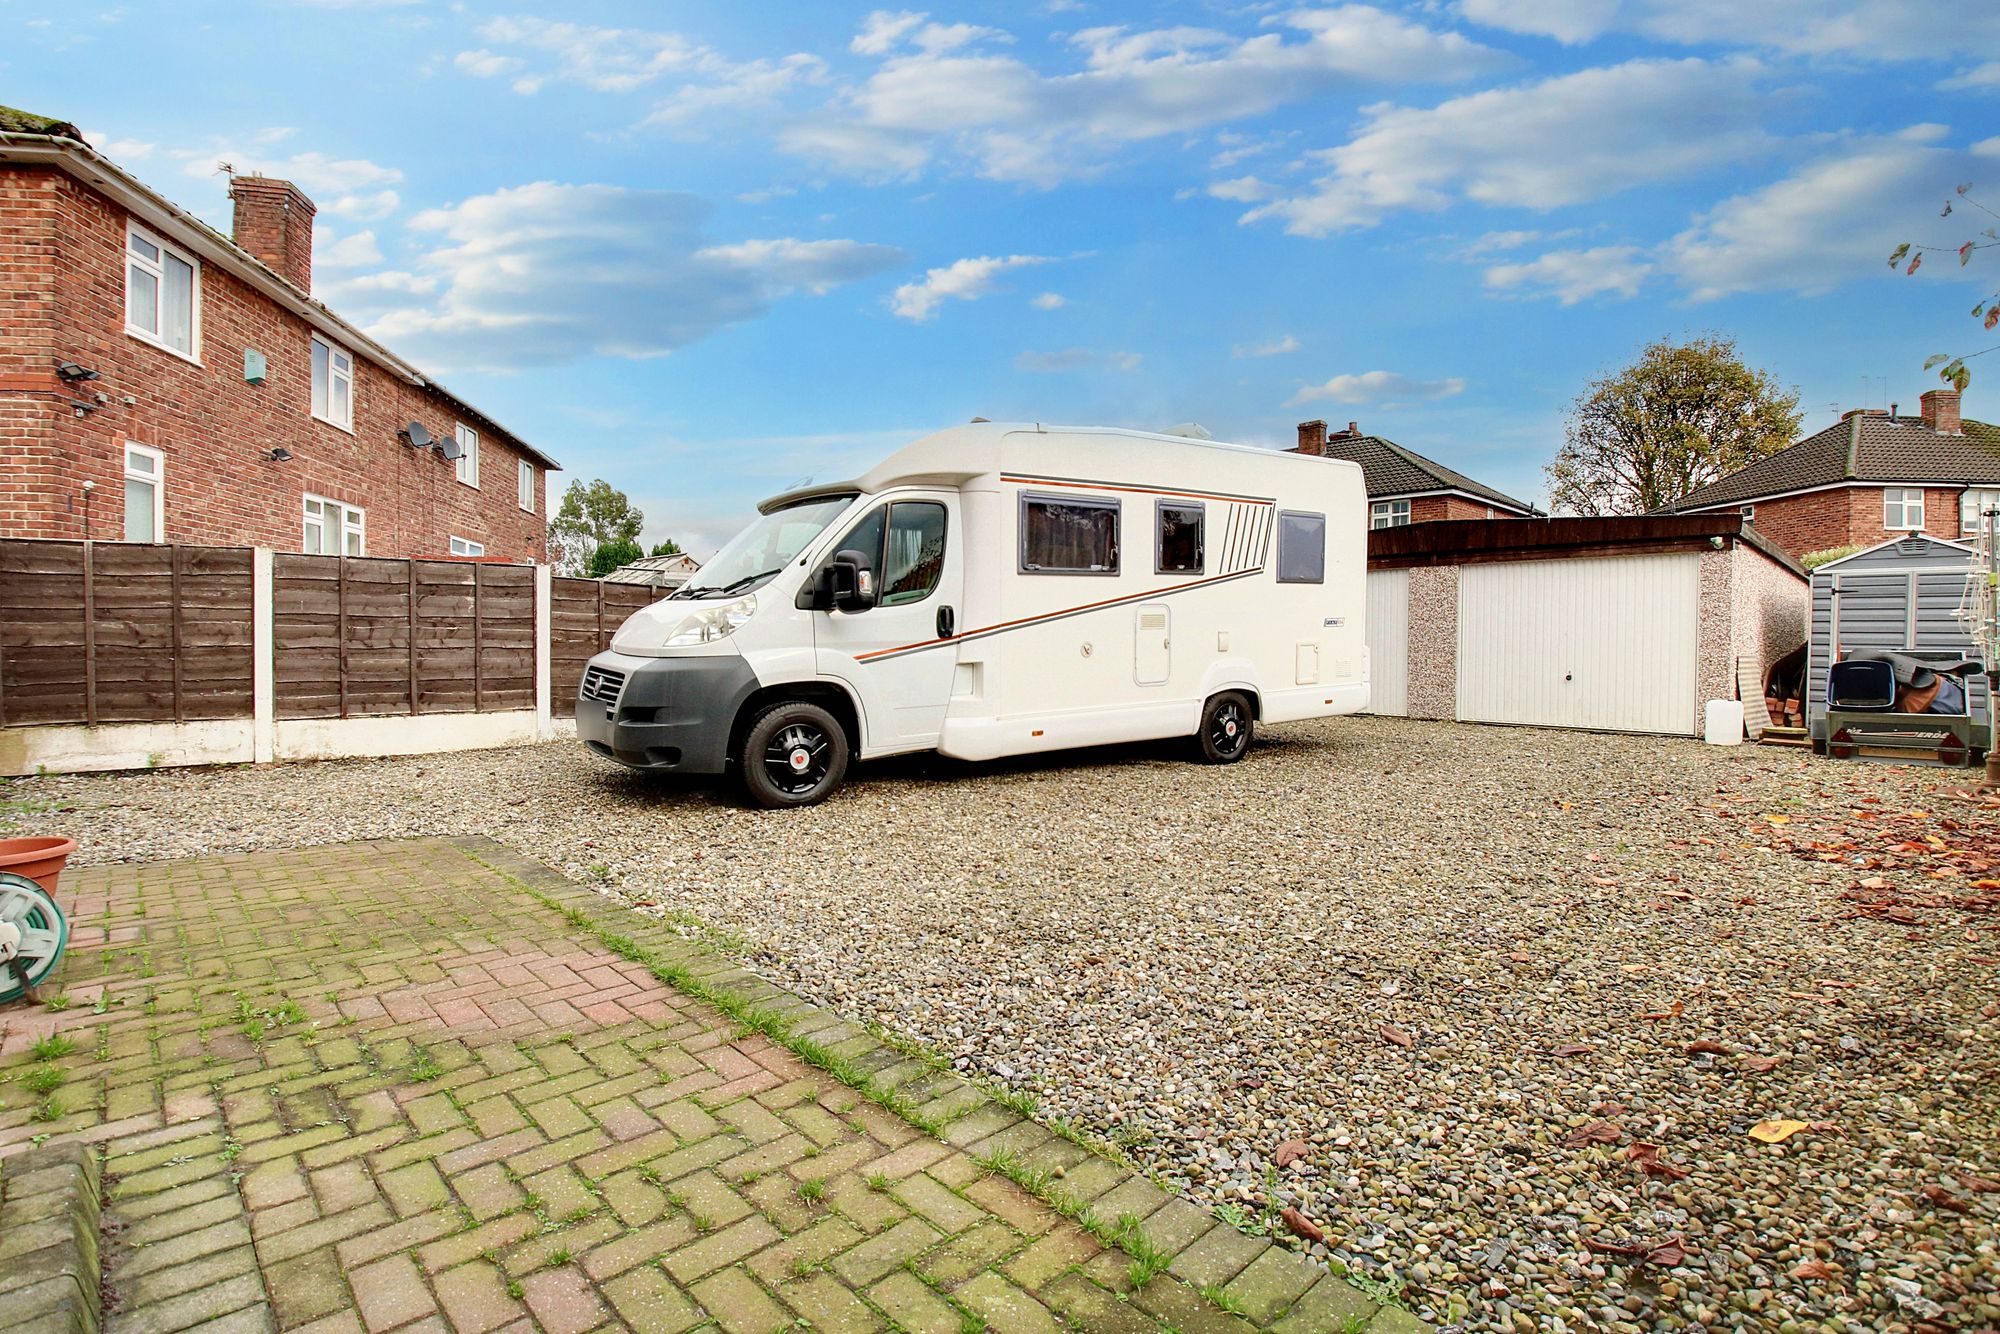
[663,595,756,646]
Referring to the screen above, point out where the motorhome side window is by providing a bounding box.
[1021,494,1119,574]
[1156,501,1203,574]
[882,502,946,605]
[1275,510,1325,583]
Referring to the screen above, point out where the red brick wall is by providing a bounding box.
[1383,495,1525,524]
[0,165,547,561]
[1746,485,1966,562]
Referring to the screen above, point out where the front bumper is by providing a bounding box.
[575,649,760,775]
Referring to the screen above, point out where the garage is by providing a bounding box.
[1367,516,1808,738]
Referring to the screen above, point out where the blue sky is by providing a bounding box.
[7,0,1998,553]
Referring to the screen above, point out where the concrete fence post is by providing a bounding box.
[535,563,553,740]
[252,547,275,763]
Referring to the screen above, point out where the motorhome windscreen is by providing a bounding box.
[1022,494,1120,573]
[679,494,855,596]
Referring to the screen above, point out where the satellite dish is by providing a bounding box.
[402,421,433,449]
[440,438,464,461]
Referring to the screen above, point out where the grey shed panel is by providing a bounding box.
[1806,534,1989,742]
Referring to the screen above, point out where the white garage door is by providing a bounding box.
[1457,554,1701,735]
[1366,569,1408,716]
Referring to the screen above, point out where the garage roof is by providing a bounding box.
[1369,514,1805,577]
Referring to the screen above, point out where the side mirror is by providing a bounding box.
[830,549,876,613]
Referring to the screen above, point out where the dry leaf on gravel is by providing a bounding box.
[1280,1206,1324,1244]
[1920,1185,1972,1212]
[1271,1139,1310,1168]
[1749,1119,1811,1143]
[1686,1039,1732,1056]
[1741,1054,1783,1073]
[1638,1000,1686,1021]
[1563,1120,1623,1148]
[1625,1142,1692,1180]
[1958,1173,2000,1194]
[1379,1022,1415,1048]
[1791,1260,1836,1281]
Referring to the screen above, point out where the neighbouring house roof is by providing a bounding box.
[602,553,702,586]
[1317,433,1538,515]
[0,107,561,472]
[1668,413,2000,512]
[1368,513,1807,578]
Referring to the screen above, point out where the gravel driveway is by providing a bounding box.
[6,717,1996,1333]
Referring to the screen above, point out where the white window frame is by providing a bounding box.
[1369,499,1411,530]
[124,223,201,363]
[302,494,366,556]
[123,443,164,544]
[518,459,534,512]
[310,334,355,433]
[1961,488,2000,535]
[455,423,480,488]
[448,536,485,557]
[1883,488,1925,531]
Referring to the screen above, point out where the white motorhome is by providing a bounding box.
[577,422,1368,806]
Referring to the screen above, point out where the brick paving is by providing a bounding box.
[0,837,1417,1333]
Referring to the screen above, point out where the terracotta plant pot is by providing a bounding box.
[0,837,77,893]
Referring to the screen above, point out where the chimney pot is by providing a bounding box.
[1920,388,1962,435]
[1295,419,1328,455]
[1346,421,1359,437]
[229,175,317,294]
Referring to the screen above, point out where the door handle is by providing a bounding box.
[937,606,956,639]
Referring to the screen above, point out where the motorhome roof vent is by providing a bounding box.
[1160,423,1212,440]
[969,416,990,423]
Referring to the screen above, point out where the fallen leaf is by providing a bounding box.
[1638,1001,1685,1021]
[1959,1172,2000,1194]
[1646,1237,1688,1267]
[1748,1119,1811,1143]
[1920,1185,1971,1212]
[1552,1043,1597,1058]
[1791,1259,1835,1281]
[1271,1139,1311,1168]
[1767,814,1791,824]
[1279,1207,1324,1245]
[1741,1055,1783,1073]
[1563,1120,1623,1148]
[1378,1023,1415,1048]
[1625,1142,1692,1180]
[1686,1040,1732,1056]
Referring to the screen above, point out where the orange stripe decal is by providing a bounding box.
[1001,475,1275,506]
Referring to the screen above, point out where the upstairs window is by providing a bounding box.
[518,459,534,512]
[303,494,365,556]
[1962,488,2000,535]
[310,334,354,431]
[1883,488,1925,531]
[1370,499,1411,529]
[1156,500,1204,573]
[123,443,163,543]
[455,423,480,488]
[1276,510,1326,583]
[125,225,198,359]
[449,536,485,557]
[1021,493,1119,574]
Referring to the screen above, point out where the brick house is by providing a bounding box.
[1290,419,1537,527]
[0,107,559,562]
[1664,390,1999,563]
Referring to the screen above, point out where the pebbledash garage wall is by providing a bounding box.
[1365,517,1808,737]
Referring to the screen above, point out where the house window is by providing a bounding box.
[1369,499,1411,529]
[303,494,365,556]
[123,443,163,543]
[1883,488,1925,531]
[1156,501,1204,574]
[1962,488,2000,535]
[518,459,534,512]
[125,224,198,359]
[1276,510,1326,583]
[1020,493,1119,574]
[310,334,354,431]
[449,536,485,557]
[455,424,479,488]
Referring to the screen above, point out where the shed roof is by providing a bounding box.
[1369,513,1806,577]
[1669,412,2000,511]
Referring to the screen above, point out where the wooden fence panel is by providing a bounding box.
[549,578,672,704]
[0,540,254,727]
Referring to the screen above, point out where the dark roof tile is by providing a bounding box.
[1315,434,1537,514]
[1669,413,2000,510]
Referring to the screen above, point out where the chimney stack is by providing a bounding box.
[1343,421,1360,438]
[230,175,317,294]
[1295,419,1328,455]
[1919,388,1962,435]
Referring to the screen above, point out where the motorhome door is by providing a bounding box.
[813,492,963,748]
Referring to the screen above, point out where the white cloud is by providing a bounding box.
[1030,292,1068,310]
[454,50,523,78]
[1244,56,1768,236]
[1289,371,1466,405]
[641,54,829,129]
[341,183,901,371]
[852,11,926,55]
[1234,335,1301,358]
[1459,0,2000,61]
[1015,348,1141,372]
[82,130,153,160]
[890,254,1050,321]
[1207,175,1276,202]
[1941,61,2000,91]
[788,6,1508,185]
[1483,245,1652,302]
[317,229,384,269]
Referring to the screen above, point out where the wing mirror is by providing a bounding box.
[829,549,876,613]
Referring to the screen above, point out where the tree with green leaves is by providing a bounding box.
[1545,335,1802,516]
[648,539,683,557]
[1889,181,1999,391]
[548,479,643,577]
[586,539,644,578]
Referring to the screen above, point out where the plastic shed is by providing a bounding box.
[1807,533,1990,752]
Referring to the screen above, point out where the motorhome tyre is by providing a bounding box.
[1196,691,1253,764]
[739,701,851,808]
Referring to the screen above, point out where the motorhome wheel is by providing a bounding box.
[739,701,851,808]
[1196,692,1253,764]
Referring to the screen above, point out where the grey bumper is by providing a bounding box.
[575,650,759,775]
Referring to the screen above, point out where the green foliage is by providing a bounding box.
[585,539,644,578]
[1545,335,1803,516]
[1892,182,1999,390]
[1802,544,1863,569]
[648,539,683,556]
[549,478,644,577]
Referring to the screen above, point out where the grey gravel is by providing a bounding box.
[6,716,1997,1332]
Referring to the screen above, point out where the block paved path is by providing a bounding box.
[0,837,1418,1334]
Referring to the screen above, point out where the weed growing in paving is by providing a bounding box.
[28,1034,73,1062]
[1344,1268,1410,1312]
[40,994,72,1012]
[1198,1282,1248,1316]
[797,1177,826,1204]
[1112,1211,1171,1287]
[546,1247,571,1266]
[22,1065,65,1095]
[31,1095,65,1123]
[864,1172,890,1192]
[504,1279,523,1300]
[407,1047,443,1082]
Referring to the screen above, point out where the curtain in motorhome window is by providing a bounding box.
[882,502,947,605]
[1022,495,1120,573]
[1156,501,1203,573]
[1276,510,1325,583]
